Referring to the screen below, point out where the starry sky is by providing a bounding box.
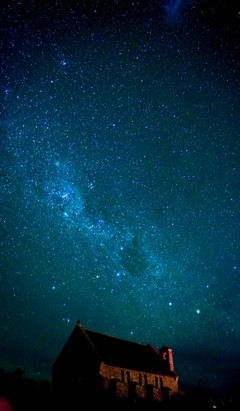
[0,0,240,391]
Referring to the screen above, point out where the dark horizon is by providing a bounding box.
[1,319,239,393]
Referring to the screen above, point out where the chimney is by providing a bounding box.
[159,346,175,372]
[167,348,174,372]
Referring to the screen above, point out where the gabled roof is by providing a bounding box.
[78,321,177,377]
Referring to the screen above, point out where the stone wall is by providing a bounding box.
[99,362,178,401]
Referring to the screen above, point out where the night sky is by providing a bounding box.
[1,0,240,390]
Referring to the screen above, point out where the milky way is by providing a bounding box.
[0,1,240,389]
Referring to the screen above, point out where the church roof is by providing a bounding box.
[77,321,177,377]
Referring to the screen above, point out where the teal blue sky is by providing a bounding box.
[0,1,239,391]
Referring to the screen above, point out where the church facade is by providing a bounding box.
[52,320,179,407]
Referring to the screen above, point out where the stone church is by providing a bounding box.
[52,320,179,407]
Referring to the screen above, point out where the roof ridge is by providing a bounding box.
[86,328,147,347]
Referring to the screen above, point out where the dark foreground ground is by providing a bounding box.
[1,368,240,411]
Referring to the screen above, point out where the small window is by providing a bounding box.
[139,374,142,385]
[121,370,124,383]
[155,376,158,387]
